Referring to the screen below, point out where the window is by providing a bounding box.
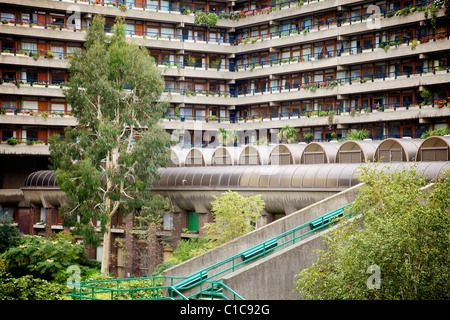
[96,243,103,262]
[163,213,173,230]
[51,103,66,112]
[125,23,135,35]
[21,42,37,53]
[40,207,46,223]
[51,45,65,58]
[0,207,14,222]
[1,12,15,21]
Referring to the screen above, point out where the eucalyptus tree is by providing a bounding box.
[49,15,171,276]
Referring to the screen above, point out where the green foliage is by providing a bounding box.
[194,11,219,28]
[303,132,314,141]
[0,223,22,254]
[151,260,179,276]
[201,191,265,250]
[346,129,370,140]
[0,263,70,300]
[421,125,450,139]
[0,231,99,284]
[295,164,450,300]
[173,237,210,262]
[152,237,209,276]
[420,88,433,102]
[6,137,18,145]
[218,128,237,146]
[79,273,164,300]
[278,125,299,143]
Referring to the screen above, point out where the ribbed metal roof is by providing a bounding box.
[375,138,423,162]
[336,140,382,163]
[301,141,343,164]
[269,143,307,165]
[21,162,450,190]
[152,162,450,190]
[211,146,245,166]
[416,136,450,161]
[238,145,274,165]
[23,170,57,188]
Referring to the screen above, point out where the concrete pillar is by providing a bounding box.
[17,207,33,235]
[171,209,186,249]
[198,212,213,237]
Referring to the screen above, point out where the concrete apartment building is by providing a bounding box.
[0,0,449,277]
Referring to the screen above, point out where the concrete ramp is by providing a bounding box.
[163,183,363,290]
[222,226,334,300]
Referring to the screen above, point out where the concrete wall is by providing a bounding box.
[222,228,331,300]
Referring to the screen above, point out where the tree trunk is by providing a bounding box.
[101,221,111,276]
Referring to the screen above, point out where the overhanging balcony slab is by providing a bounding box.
[0,53,69,69]
[0,83,65,98]
[0,143,50,156]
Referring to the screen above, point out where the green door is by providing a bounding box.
[188,212,199,232]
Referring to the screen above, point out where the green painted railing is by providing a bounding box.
[68,203,354,300]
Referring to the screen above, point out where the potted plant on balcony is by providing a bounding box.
[278,125,299,143]
[210,58,221,70]
[186,56,196,68]
[303,132,314,143]
[6,137,18,146]
[206,115,219,122]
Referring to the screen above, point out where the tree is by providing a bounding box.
[49,15,171,276]
[201,191,266,250]
[294,164,450,299]
[278,125,299,143]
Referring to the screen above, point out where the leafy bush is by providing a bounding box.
[1,231,99,283]
[0,269,70,300]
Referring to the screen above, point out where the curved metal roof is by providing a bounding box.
[336,140,382,163]
[23,170,57,188]
[184,147,215,166]
[21,162,450,191]
[238,145,274,165]
[169,147,191,167]
[269,143,307,165]
[152,162,450,190]
[415,136,450,161]
[301,141,343,164]
[211,146,245,166]
[374,138,423,162]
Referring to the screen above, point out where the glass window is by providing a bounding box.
[0,207,14,222]
[163,213,173,230]
[21,42,37,53]
[40,207,46,222]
